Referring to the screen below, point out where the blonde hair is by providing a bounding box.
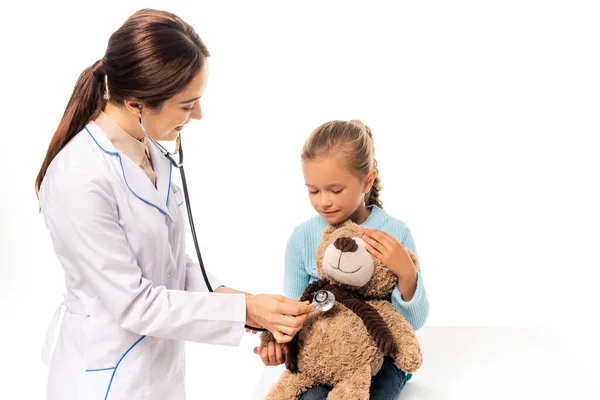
[301,119,382,209]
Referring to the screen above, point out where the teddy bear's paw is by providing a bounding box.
[265,370,315,400]
[259,330,276,348]
[396,348,423,373]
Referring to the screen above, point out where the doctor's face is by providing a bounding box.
[142,64,209,142]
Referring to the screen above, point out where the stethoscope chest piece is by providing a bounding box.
[310,290,336,312]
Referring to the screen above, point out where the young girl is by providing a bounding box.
[254,119,429,399]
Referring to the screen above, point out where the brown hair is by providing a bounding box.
[35,8,210,193]
[301,119,383,208]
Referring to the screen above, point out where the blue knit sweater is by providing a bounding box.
[283,205,429,331]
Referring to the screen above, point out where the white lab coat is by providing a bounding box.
[39,121,246,400]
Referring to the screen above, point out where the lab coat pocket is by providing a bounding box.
[171,184,185,208]
[82,313,147,372]
[169,184,186,224]
[80,369,113,400]
[167,184,186,259]
[169,185,186,228]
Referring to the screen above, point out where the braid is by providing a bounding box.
[349,120,383,209]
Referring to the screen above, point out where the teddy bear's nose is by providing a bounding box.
[333,237,358,253]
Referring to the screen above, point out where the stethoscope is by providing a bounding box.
[138,111,336,332]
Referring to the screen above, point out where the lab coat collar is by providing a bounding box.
[85,122,173,221]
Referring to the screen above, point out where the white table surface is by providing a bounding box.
[252,327,597,400]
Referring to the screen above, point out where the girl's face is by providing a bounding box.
[302,150,376,225]
[141,64,209,142]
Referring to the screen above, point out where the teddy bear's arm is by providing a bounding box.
[369,300,423,373]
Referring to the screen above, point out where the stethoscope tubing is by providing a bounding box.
[139,113,266,332]
[138,113,334,333]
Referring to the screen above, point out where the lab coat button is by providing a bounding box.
[168,269,174,278]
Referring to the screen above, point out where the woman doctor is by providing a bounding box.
[35,8,313,400]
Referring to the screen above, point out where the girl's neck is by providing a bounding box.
[349,204,371,225]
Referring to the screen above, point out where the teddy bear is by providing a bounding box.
[260,219,423,400]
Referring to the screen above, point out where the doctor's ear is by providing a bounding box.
[123,100,144,116]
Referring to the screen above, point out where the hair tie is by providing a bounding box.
[103,74,110,100]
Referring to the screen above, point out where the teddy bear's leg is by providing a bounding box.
[264,370,316,400]
[325,364,371,400]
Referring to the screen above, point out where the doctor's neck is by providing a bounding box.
[103,103,146,142]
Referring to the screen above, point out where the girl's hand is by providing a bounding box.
[362,229,416,279]
[362,228,418,301]
[253,342,287,366]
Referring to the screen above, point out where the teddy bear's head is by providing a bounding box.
[316,220,417,298]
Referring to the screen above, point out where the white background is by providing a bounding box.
[0,0,598,398]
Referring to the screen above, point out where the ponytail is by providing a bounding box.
[35,59,106,194]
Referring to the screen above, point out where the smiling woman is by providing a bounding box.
[35,9,210,193]
[103,65,208,143]
[33,8,314,400]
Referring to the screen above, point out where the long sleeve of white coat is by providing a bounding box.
[42,167,246,346]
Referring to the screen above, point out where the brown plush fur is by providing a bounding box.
[285,280,398,373]
[260,220,423,400]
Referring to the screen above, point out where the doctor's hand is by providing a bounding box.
[245,320,262,334]
[245,294,314,343]
[253,342,287,366]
